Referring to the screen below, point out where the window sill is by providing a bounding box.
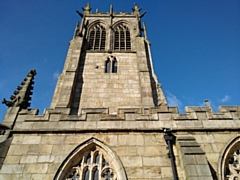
[86,50,136,53]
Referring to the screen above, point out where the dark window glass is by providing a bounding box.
[112,59,118,73]
[95,153,100,164]
[126,30,131,50]
[84,168,90,180]
[100,31,106,50]
[93,168,99,180]
[88,25,106,50]
[86,154,91,164]
[89,31,95,50]
[102,158,109,167]
[114,24,131,50]
[105,59,111,73]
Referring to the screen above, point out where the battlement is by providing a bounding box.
[2,105,238,133]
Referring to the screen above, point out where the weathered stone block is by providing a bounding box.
[23,164,48,173]
[40,135,65,145]
[161,167,173,178]
[121,156,142,167]
[20,155,38,164]
[8,145,29,155]
[28,144,53,155]
[4,155,21,164]
[37,155,55,163]
[124,167,144,179]
[22,135,41,144]
[0,164,24,174]
[118,134,144,146]
[143,156,170,167]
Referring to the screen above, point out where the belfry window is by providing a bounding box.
[105,57,118,73]
[114,24,131,50]
[88,24,106,50]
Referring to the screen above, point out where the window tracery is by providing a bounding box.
[88,24,106,50]
[226,149,240,180]
[54,138,127,180]
[66,148,116,180]
[221,137,240,180]
[113,23,131,51]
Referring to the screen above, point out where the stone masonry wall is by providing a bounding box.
[0,105,239,179]
[78,52,142,114]
[1,131,240,179]
[0,133,173,180]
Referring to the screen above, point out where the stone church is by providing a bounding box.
[0,3,239,180]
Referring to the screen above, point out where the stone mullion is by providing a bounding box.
[93,28,97,50]
[89,150,94,180]
[99,28,102,50]
[123,29,125,51]
[110,57,113,73]
[109,28,113,51]
[99,153,103,180]
[118,29,120,50]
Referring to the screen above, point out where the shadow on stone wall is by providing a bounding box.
[144,41,158,106]
[208,162,218,180]
[69,41,87,115]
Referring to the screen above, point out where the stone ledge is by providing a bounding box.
[16,106,240,123]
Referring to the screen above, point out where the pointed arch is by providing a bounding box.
[219,136,240,180]
[112,57,118,73]
[112,21,131,51]
[112,20,131,29]
[105,56,118,74]
[54,137,127,180]
[87,21,107,51]
[105,58,111,73]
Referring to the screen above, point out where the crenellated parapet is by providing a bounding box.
[11,105,240,133]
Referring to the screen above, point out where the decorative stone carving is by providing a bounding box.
[132,3,146,19]
[66,149,116,180]
[2,69,36,109]
[226,149,240,180]
[54,138,127,180]
[221,137,240,180]
[82,3,91,15]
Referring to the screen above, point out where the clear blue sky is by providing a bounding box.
[1,0,240,121]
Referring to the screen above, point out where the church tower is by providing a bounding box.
[50,3,167,115]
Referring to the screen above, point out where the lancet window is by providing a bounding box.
[65,149,116,180]
[105,56,118,73]
[88,24,106,50]
[113,24,131,50]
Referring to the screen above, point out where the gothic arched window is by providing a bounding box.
[105,58,111,73]
[88,24,106,50]
[113,24,131,50]
[112,58,118,73]
[64,149,116,180]
[54,138,127,180]
[220,137,240,180]
[105,56,118,73]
